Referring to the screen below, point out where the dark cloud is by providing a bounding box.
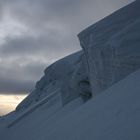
[0,0,134,94]
[0,32,79,56]
[0,77,34,93]
[0,60,49,93]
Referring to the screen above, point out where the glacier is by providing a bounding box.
[0,1,140,140]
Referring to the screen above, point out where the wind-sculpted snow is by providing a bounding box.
[16,50,91,111]
[78,0,140,96]
[0,1,140,140]
[14,0,140,113]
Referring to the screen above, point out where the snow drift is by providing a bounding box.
[0,1,140,140]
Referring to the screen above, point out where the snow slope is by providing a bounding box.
[16,51,86,110]
[1,68,140,140]
[0,1,140,140]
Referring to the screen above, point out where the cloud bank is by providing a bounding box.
[0,0,134,94]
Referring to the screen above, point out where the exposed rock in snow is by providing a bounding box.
[0,1,140,140]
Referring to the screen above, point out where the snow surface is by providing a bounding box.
[16,51,86,110]
[0,1,140,140]
[1,68,140,140]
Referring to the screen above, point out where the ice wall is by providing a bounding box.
[78,0,140,96]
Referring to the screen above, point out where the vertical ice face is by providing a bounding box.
[61,53,92,104]
[78,1,140,96]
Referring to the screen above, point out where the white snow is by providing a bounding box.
[1,69,140,140]
[0,1,140,140]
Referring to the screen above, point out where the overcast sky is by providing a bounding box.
[0,0,134,94]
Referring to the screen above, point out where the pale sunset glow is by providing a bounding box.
[0,94,27,116]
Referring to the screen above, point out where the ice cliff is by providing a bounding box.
[0,1,140,140]
[78,0,140,96]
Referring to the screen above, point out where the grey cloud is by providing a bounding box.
[2,0,79,29]
[0,0,135,94]
[0,77,34,93]
[1,0,134,30]
[0,60,49,93]
[0,0,134,56]
[0,33,80,57]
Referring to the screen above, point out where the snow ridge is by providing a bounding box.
[0,1,140,140]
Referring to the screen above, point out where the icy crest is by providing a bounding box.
[0,1,140,140]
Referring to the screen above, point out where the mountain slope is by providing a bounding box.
[1,69,140,140]
[0,1,140,140]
